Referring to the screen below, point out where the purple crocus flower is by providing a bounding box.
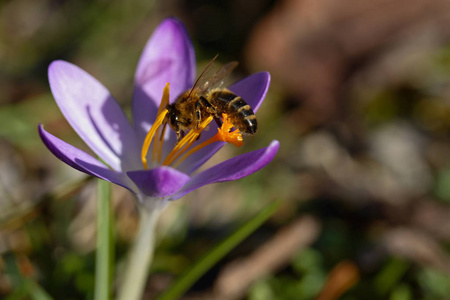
[39,18,279,208]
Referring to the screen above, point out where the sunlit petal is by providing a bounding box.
[48,60,140,171]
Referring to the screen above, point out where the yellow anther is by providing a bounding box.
[141,83,170,169]
[155,123,167,163]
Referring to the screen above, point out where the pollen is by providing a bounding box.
[141,85,245,170]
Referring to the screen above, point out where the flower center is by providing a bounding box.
[141,83,244,170]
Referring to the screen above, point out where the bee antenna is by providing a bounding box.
[188,54,219,98]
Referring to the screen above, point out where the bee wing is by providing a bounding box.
[196,61,239,94]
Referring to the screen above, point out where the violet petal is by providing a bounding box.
[48,60,140,172]
[170,140,279,200]
[127,166,190,198]
[228,72,270,113]
[176,72,272,174]
[133,17,196,144]
[39,125,132,192]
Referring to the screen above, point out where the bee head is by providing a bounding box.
[166,104,191,132]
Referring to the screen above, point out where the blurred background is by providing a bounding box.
[2,0,450,299]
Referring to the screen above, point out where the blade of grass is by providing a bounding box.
[375,258,409,295]
[156,200,281,300]
[4,280,54,300]
[27,280,55,300]
[94,179,113,300]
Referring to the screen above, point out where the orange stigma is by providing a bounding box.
[216,114,244,147]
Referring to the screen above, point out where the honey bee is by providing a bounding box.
[165,56,257,142]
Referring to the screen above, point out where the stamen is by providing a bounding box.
[152,121,166,163]
[172,134,220,168]
[141,83,170,169]
[141,109,168,169]
[157,83,171,115]
[156,122,167,163]
[162,116,214,166]
[151,126,161,163]
[172,114,243,168]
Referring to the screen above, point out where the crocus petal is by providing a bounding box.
[133,17,196,143]
[176,72,272,174]
[127,166,190,198]
[48,60,141,172]
[170,140,279,200]
[228,72,270,113]
[38,125,132,192]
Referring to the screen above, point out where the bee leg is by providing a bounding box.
[213,115,222,128]
[200,96,215,113]
[195,100,202,130]
[175,130,187,144]
[174,120,191,143]
[198,96,217,130]
[171,119,180,143]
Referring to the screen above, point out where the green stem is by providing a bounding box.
[117,205,162,300]
[95,179,112,300]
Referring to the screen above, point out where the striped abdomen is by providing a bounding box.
[208,89,257,134]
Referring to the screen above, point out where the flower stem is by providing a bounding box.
[95,179,113,300]
[117,205,162,300]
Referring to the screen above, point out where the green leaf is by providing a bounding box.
[418,267,450,298]
[390,284,412,300]
[156,200,281,300]
[374,258,409,295]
